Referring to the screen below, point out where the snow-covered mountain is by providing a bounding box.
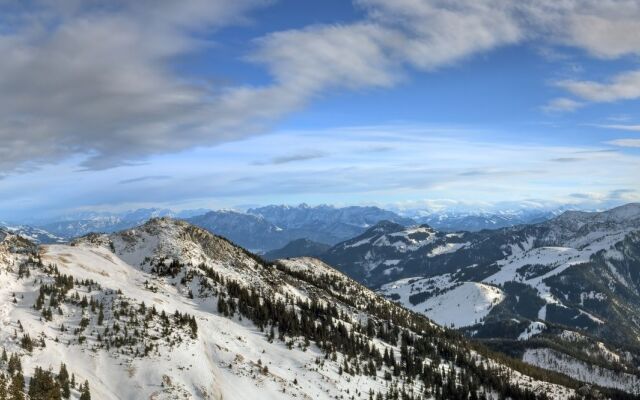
[187,205,414,253]
[0,218,604,399]
[248,204,415,245]
[408,209,561,232]
[32,205,413,254]
[186,210,288,252]
[36,208,200,239]
[0,222,65,244]
[22,204,568,251]
[320,203,640,394]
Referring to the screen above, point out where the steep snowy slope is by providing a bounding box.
[0,219,589,399]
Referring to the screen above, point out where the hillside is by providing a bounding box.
[0,220,602,399]
[319,204,640,394]
[0,223,65,244]
[264,238,331,260]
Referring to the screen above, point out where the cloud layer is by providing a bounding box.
[1,0,640,172]
[1,124,638,220]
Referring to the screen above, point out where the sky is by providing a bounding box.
[0,0,639,221]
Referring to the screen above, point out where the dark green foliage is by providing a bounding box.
[28,367,61,400]
[8,372,24,400]
[57,364,70,399]
[79,380,91,400]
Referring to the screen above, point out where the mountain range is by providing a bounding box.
[0,222,66,244]
[7,199,640,395]
[10,204,564,250]
[410,208,565,232]
[0,218,602,399]
[296,203,640,394]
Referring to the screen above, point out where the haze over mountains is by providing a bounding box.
[6,203,568,250]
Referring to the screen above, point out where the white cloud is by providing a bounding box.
[0,0,273,171]
[596,124,640,132]
[3,0,640,171]
[560,8,640,59]
[542,97,583,113]
[558,70,640,103]
[606,139,640,148]
[356,0,523,70]
[3,124,639,220]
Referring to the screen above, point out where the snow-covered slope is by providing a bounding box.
[320,203,640,391]
[37,208,180,239]
[0,222,65,244]
[0,219,579,399]
[380,277,504,328]
[524,348,640,394]
[322,221,470,283]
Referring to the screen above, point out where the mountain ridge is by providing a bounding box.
[311,204,640,394]
[0,217,613,399]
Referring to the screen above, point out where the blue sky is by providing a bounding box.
[0,1,639,221]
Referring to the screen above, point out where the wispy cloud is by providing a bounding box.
[542,98,583,113]
[557,69,640,104]
[569,192,596,200]
[609,188,636,199]
[550,157,582,163]
[2,124,638,220]
[596,124,640,132]
[118,175,172,185]
[606,139,640,148]
[253,150,327,165]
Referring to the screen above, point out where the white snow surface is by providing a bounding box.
[524,348,640,394]
[518,321,546,340]
[0,220,578,400]
[381,277,504,328]
[0,224,403,400]
[483,228,631,307]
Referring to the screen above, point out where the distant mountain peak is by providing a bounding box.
[547,202,640,233]
[366,220,406,234]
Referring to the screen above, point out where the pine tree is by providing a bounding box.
[189,316,197,339]
[7,355,21,376]
[79,380,91,400]
[0,373,7,400]
[28,367,61,400]
[57,363,70,399]
[8,372,24,400]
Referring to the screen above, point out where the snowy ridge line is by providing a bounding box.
[0,220,587,399]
